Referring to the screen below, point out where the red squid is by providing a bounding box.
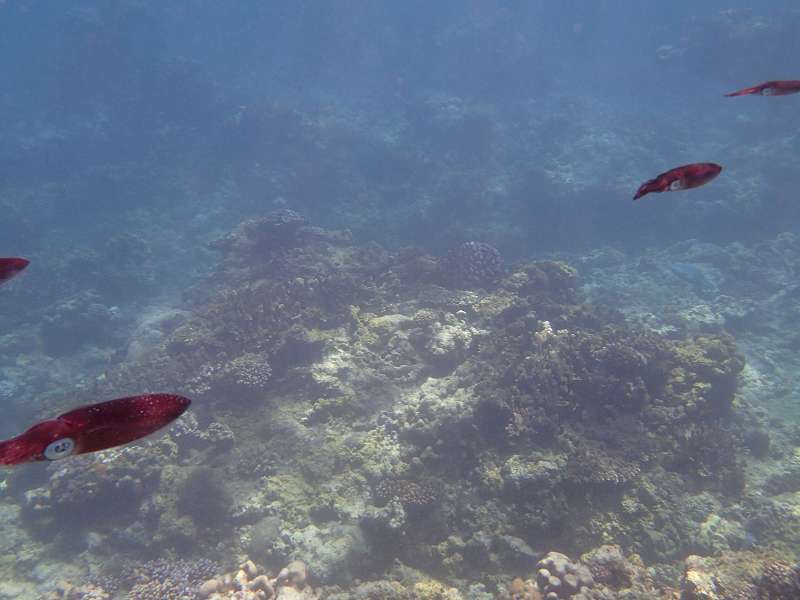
[725,80,800,97]
[0,394,191,465]
[0,257,29,285]
[633,163,722,201]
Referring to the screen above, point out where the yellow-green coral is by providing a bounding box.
[588,512,628,546]
[431,536,467,577]
[349,306,411,348]
[349,427,407,479]
[475,458,504,495]
[413,579,463,600]
[673,334,743,379]
[262,473,316,524]
[666,334,744,414]
[472,292,517,319]
[349,305,380,346]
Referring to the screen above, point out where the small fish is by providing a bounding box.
[0,394,191,465]
[725,80,800,97]
[633,163,722,201]
[0,257,29,285]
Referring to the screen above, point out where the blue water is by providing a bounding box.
[0,1,799,597]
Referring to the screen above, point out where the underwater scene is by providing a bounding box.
[2,1,800,599]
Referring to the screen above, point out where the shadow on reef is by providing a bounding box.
[15,211,799,599]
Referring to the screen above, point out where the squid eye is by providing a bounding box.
[762,87,774,96]
[44,438,75,461]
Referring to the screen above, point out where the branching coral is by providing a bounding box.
[88,557,220,600]
[221,351,273,390]
[374,479,438,516]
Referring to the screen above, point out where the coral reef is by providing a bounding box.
[14,217,796,599]
[439,241,503,289]
[208,210,310,275]
[197,559,316,600]
[47,558,219,600]
[374,479,438,516]
[679,553,800,600]
[176,467,233,530]
[495,546,659,600]
[756,560,800,600]
[123,557,219,599]
[46,582,110,600]
[535,551,595,598]
[40,291,124,356]
[18,441,175,539]
[6,1,800,596]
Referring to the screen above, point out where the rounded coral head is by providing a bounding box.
[441,241,503,289]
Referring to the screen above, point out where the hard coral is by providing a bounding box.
[502,260,580,306]
[579,545,635,590]
[502,546,658,600]
[221,351,273,390]
[439,241,503,289]
[680,552,776,600]
[756,561,800,600]
[210,209,308,259]
[536,551,595,599]
[668,334,744,416]
[197,558,318,600]
[324,580,412,599]
[46,582,111,600]
[121,557,219,600]
[674,423,745,496]
[498,577,542,600]
[21,444,171,536]
[412,579,463,600]
[502,324,673,438]
[374,479,438,515]
[565,445,641,489]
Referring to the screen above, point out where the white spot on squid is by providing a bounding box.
[44,438,76,461]
[669,179,686,191]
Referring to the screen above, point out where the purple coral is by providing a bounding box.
[440,241,503,289]
[121,557,219,599]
